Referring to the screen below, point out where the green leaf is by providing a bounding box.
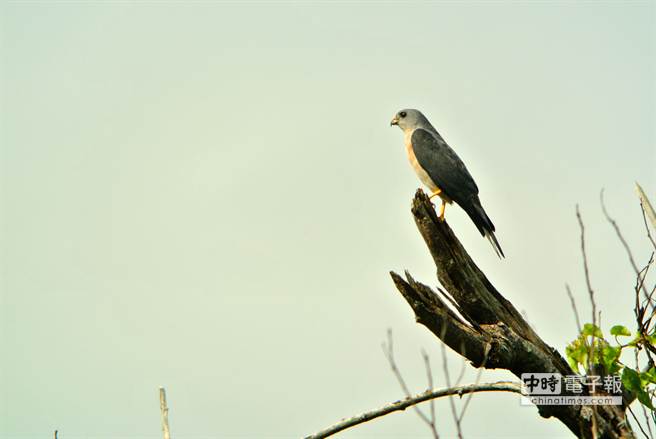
[637,389,655,410]
[642,367,656,384]
[601,345,622,374]
[610,325,631,337]
[622,367,642,393]
[566,350,582,372]
[566,337,588,372]
[567,358,580,373]
[582,323,603,338]
[565,342,582,372]
[622,368,655,411]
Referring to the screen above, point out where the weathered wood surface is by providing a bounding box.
[391,190,633,439]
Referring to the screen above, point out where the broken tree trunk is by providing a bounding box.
[391,190,633,439]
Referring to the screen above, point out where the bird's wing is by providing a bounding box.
[411,128,479,205]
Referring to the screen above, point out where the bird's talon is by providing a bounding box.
[429,188,442,200]
[438,202,446,221]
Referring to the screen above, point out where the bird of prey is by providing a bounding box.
[390,109,504,258]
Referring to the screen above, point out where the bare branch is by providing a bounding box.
[600,190,652,304]
[382,330,435,432]
[575,206,602,438]
[576,205,597,331]
[421,349,440,439]
[627,405,652,439]
[453,356,468,389]
[640,205,656,252]
[457,343,491,425]
[566,284,583,333]
[634,350,654,439]
[303,382,523,439]
[440,342,462,439]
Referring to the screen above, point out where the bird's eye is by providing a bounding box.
[399,111,407,118]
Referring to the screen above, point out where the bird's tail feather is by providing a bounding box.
[485,231,504,258]
[465,197,505,258]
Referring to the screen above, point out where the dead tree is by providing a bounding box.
[390,190,633,439]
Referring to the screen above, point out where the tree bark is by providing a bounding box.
[391,190,634,439]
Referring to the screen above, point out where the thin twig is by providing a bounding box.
[457,343,491,424]
[453,357,468,388]
[576,205,597,331]
[576,206,599,439]
[440,342,463,439]
[635,349,654,439]
[304,382,524,439]
[566,284,583,333]
[421,349,440,439]
[628,404,652,439]
[600,190,652,304]
[382,330,434,431]
[576,206,597,371]
[640,203,656,252]
[639,254,656,333]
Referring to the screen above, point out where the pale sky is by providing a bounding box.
[2,1,655,438]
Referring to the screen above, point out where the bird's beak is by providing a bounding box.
[390,116,399,126]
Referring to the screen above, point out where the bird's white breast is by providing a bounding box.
[405,130,438,192]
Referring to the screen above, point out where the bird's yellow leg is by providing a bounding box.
[429,188,442,199]
[438,201,446,222]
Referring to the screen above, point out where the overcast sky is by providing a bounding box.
[2,2,655,438]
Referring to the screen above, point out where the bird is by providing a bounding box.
[390,108,504,258]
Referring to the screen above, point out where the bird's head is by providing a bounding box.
[390,109,429,131]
